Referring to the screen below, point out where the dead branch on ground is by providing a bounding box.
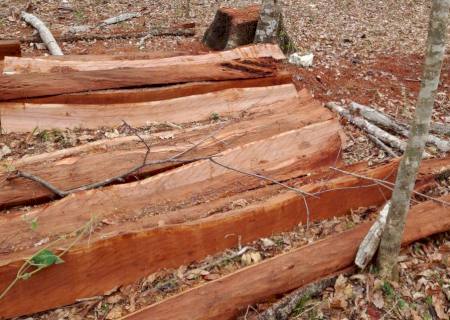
[257,268,355,320]
[21,12,63,55]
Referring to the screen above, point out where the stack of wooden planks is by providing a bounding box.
[0,44,449,319]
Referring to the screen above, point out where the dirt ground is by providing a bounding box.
[0,1,449,319]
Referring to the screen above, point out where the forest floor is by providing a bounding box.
[0,0,449,319]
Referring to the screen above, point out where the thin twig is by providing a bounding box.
[330,167,450,207]
[209,158,317,198]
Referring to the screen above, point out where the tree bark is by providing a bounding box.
[377,0,450,279]
[21,12,63,56]
[254,0,296,54]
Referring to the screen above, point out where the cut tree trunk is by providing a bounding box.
[2,43,284,74]
[121,194,450,320]
[0,40,21,60]
[0,86,312,209]
[13,73,291,104]
[1,158,447,318]
[20,11,63,56]
[254,0,297,54]
[0,58,279,102]
[0,83,289,132]
[203,5,261,50]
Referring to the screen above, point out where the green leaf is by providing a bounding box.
[30,249,64,267]
[30,218,38,231]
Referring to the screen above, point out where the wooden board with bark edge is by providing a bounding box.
[0,88,331,209]
[0,158,448,318]
[3,43,285,74]
[0,118,342,253]
[122,194,450,320]
[0,58,278,101]
[13,73,292,104]
[0,82,292,132]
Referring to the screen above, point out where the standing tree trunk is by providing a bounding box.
[377,0,450,279]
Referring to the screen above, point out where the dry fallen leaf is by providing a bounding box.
[241,251,262,266]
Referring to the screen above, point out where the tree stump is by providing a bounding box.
[203,2,296,54]
[203,5,261,50]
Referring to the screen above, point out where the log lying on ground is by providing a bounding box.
[122,195,450,320]
[0,40,21,60]
[0,118,342,253]
[3,43,284,74]
[326,102,407,152]
[0,86,317,209]
[0,157,448,318]
[0,82,289,132]
[431,121,450,137]
[98,12,141,27]
[203,5,261,50]
[21,11,63,56]
[14,72,292,104]
[0,58,278,102]
[349,102,450,152]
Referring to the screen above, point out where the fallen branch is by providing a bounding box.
[98,13,141,27]
[21,11,63,56]
[367,135,399,158]
[430,121,450,137]
[257,268,354,320]
[349,102,450,153]
[326,102,406,152]
[355,202,390,269]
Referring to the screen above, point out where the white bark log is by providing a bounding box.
[98,13,141,27]
[326,102,407,152]
[349,102,450,152]
[355,202,390,269]
[367,135,399,157]
[21,11,63,56]
[431,121,450,136]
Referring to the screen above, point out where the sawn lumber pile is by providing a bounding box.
[0,44,449,319]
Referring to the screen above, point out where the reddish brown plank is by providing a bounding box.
[0,58,278,101]
[0,158,447,318]
[0,88,324,209]
[0,83,294,132]
[3,44,284,74]
[14,73,292,104]
[123,194,450,320]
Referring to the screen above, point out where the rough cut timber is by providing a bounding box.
[14,73,291,104]
[203,5,261,50]
[0,118,342,254]
[0,58,278,102]
[0,160,448,318]
[122,195,450,320]
[0,40,21,60]
[1,82,290,132]
[2,43,284,74]
[0,87,325,209]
